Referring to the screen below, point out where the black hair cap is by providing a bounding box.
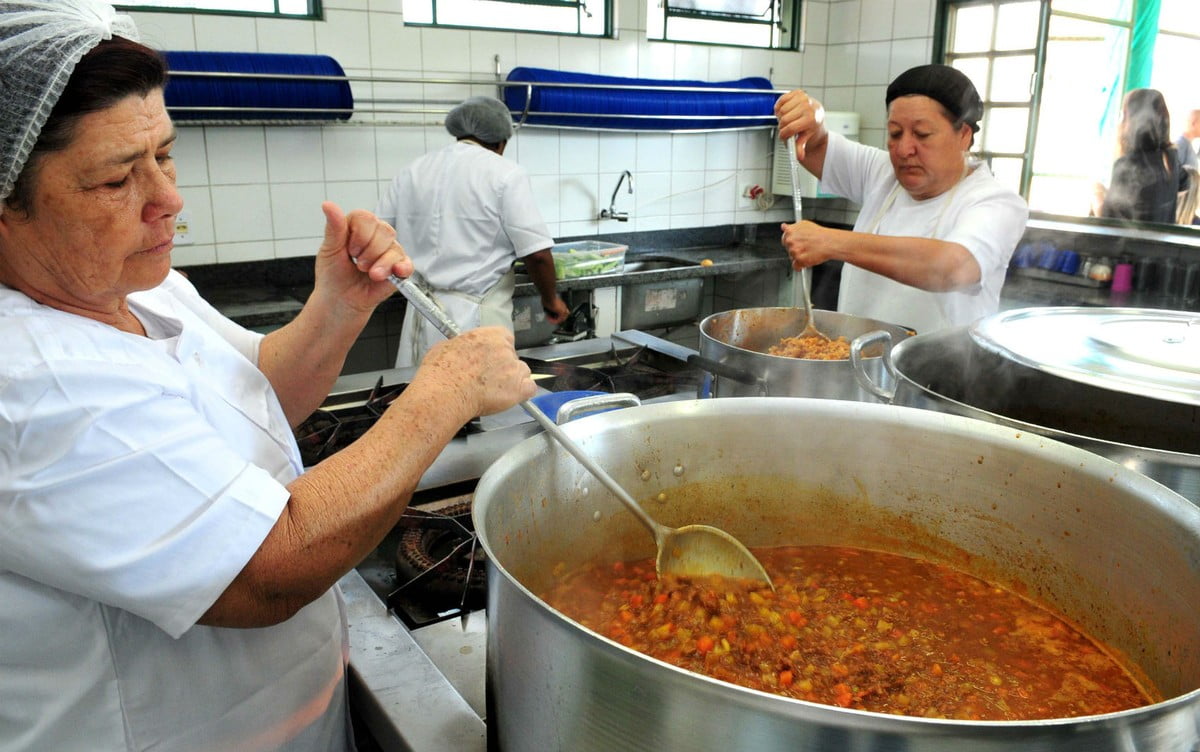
[885,64,982,133]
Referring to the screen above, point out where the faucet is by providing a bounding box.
[599,170,633,221]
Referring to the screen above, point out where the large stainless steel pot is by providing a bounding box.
[850,326,1200,504]
[473,398,1200,751]
[697,307,912,400]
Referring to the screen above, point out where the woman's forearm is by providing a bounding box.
[198,366,476,628]
[830,228,981,291]
[199,326,533,629]
[521,249,560,306]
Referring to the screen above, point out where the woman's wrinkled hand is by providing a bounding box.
[780,220,835,271]
[774,89,826,161]
[417,327,536,417]
[313,201,414,313]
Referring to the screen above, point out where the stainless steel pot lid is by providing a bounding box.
[969,307,1200,407]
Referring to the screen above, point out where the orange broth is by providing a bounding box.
[540,545,1155,720]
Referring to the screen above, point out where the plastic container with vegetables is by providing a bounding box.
[551,240,628,279]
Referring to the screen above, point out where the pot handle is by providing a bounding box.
[850,330,898,402]
[685,354,767,395]
[555,392,641,424]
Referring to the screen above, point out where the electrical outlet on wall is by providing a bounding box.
[174,210,192,246]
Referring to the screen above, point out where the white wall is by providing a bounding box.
[127,0,935,267]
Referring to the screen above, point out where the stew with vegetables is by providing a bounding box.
[541,545,1155,720]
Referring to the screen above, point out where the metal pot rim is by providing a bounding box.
[474,398,1200,746]
[970,306,1200,408]
[699,307,912,360]
[886,328,1200,463]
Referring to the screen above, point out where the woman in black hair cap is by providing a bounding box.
[775,64,1028,334]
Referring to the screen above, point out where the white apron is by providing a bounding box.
[395,270,516,368]
[840,171,966,334]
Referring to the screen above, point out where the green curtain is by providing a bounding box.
[1125,0,1160,89]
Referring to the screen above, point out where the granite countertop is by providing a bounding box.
[515,243,786,296]
[196,241,789,328]
[198,285,306,328]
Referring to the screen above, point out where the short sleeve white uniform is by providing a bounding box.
[819,132,1029,333]
[377,140,554,366]
[0,271,352,752]
[376,140,552,296]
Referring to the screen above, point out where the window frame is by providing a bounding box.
[648,0,804,51]
[114,1,320,19]
[934,0,1200,223]
[400,0,613,38]
[934,0,1048,198]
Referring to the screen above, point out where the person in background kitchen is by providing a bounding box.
[775,64,1028,334]
[376,95,570,368]
[1173,108,1199,174]
[0,3,535,751]
[1174,107,1200,225]
[1092,88,1191,224]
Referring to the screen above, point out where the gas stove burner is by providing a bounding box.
[389,501,486,628]
[295,377,480,465]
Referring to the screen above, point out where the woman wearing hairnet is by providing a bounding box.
[0,3,535,750]
[376,96,570,368]
[775,65,1028,334]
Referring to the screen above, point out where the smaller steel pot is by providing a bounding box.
[698,307,913,400]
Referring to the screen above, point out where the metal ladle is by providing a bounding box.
[786,135,830,341]
[389,273,773,587]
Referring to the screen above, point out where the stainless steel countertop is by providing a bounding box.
[341,570,486,752]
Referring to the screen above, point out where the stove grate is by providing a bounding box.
[388,501,486,629]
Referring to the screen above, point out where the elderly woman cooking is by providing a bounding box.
[0,3,535,751]
[776,64,1028,333]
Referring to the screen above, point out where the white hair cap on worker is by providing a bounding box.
[444,96,514,145]
[0,0,139,203]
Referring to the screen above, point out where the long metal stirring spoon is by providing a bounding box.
[786,135,830,341]
[389,272,773,587]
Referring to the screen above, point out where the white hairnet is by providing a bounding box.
[445,96,513,144]
[0,1,139,202]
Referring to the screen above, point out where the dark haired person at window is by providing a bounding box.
[775,65,1028,334]
[1174,108,1200,225]
[1094,88,1191,224]
[0,3,535,750]
[1176,109,1200,171]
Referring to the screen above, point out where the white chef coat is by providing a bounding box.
[0,271,352,752]
[376,140,553,367]
[819,132,1029,333]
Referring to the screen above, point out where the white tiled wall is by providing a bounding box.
[129,0,935,267]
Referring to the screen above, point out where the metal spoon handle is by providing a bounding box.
[785,136,820,335]
[387,274,663,538]
[517,399,662,536]
[389,273,460,339]
[786,135,804,222]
